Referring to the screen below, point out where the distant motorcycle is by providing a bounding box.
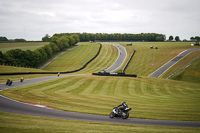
[109,106,131,119]
[6,79,12,86]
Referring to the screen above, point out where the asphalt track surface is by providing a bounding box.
[105,43,127,72]
[0,45,200,127]
[1,95,199,127]
[148,48,200,77]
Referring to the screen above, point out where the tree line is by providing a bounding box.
[0,37,26,42]
[52,33,166,42]
[0,34,79,68]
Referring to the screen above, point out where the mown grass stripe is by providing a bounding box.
[1,75,200,121]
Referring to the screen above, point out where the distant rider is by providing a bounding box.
[20,77,24,82]
[6,78,10,85]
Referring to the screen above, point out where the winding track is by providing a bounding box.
[0,44,200,127]
[105,43,127,72]
[148,48,200,77]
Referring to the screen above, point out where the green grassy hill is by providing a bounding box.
[118,42,198,76]
[1,75,200,121]
[1,41,200,133]
[172,57,200,84]
[160,51,200,79]
[43,42,118,73]
[43,42,100,72]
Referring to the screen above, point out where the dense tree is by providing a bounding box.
[1,34,79,68]
[0,51,5,63]
[190,37,195,41]
[44,44,53,57]
[71,34,80,43]
[0,36,8,41]
[49,42,60,53]
[156,36,164,41]
[24,50,37,67]
[5,49,26,66]
[175,36,180,41]
[169,36,174,41]
[34,50,43,67]
[56,36,69,49]
[42,34,51,42]
[68,36,75,46]
[194,36,200,41]
[51,36,58,43]
[14,38,26,42]
[36,47,48,61]
[53,33,166,42]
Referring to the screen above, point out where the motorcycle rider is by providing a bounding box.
[117,101,128,115]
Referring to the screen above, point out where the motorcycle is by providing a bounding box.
[109,106,131,119]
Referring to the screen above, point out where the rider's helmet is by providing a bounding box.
[122,101,126,104]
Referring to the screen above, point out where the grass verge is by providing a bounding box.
[171,57,200,84]
[0,112,199,133]
[1,75,200,121]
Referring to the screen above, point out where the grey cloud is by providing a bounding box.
[0,0,199,40]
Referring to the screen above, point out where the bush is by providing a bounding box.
[1,34,79,68]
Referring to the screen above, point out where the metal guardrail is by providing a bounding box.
[167,54,200,79]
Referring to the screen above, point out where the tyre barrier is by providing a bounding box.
[92,72,137,78]
[122,49,136,73]
[0,43,102,75]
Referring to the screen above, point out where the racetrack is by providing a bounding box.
[148,48,200,77]
[0,95,199,127]
[0,44,200,127]
[105,43,127,72]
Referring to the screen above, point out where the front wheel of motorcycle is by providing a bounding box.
[122,112,129,119]
[109,112,115,118]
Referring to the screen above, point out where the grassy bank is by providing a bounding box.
[118,42,198,76]
[43,42,118,73]
[171,57,200,84]
[43,42,100,72]
[0,112,199,133]
[1,75,200,121]
[160,51,200,79]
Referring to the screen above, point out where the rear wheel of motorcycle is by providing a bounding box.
[109,112,115,118]
[122,112,129,119]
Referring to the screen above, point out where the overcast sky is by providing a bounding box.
[0,0,199,41]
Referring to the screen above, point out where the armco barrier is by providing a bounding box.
[92,72,137,78]
[0,43,102,75]
[122,49,136,73]
[166,54,200,79]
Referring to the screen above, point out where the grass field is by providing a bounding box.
[79,42,118,73]
[43,42,118,73]
[1,75,200,121]
[0,112,199,133]
[0,42,118,83]
[43,42,100,72]
[118,42,198,76]
[171,57,200,84]
[0,42,48,53]
[1,42,200,132]
[160,51,200,79]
